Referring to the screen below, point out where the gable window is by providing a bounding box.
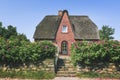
[62,25,68,33]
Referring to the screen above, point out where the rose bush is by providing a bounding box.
[0,37,56,66]
[71,40,120,66]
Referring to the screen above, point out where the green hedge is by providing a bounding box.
[0,37,56,66]
[71,40,120,66]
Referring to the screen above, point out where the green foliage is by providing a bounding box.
[0,37,56,66]
[0,22,2,27]
[0,21,29,41]
[0,24,17,39]
[0,21,56,66]
[99,25,115,40]
[6,25,17,39]
[71,40,120,66]
[17,34,29,41]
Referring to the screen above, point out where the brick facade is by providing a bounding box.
[34,10,100,56]
[56,12,75,55]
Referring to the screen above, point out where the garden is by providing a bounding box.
[0,22,57,79]
[0,22,120,79]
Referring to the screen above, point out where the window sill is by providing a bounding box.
[62,32,68,34]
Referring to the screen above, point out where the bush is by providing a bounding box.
[71,40,120,66]
[0,37,57,66]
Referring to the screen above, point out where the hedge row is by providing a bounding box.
[71,40,120,66]
[0,37,56,66]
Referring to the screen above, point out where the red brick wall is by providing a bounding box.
[56,12,75,55]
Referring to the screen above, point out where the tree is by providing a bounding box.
[17,33,29,41]
[5,25,17,39]
[0,21,29,41]
[0,22,2,27]
[0,22,6,38]
[99,25,115,40]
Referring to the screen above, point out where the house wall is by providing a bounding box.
[55,12,75,55]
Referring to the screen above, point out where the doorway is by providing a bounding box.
[61,41,68,55]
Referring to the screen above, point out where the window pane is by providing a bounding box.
[62,26,67,33]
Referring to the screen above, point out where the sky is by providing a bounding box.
[0,0,120,41]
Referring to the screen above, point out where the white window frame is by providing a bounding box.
[62,25,68,33]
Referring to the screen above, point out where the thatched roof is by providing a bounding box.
[33,11,99,40]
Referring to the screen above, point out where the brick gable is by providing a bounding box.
[56,11,75,55]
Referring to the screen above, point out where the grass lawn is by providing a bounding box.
[77,72,120,79]
[0,70,55,79]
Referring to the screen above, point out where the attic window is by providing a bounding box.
[62,25,68,33]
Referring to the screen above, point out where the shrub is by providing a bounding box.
[0,37,57,66]
[71,40,120,66]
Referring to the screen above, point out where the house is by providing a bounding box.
[33,10,100,55]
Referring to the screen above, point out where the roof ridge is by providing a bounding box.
[45,15,89,17]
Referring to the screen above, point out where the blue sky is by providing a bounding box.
[0,0,120,41]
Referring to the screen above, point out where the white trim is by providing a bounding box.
[62,25,68,33]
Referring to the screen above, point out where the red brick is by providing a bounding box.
[56,12,75,55]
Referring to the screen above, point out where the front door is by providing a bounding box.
[61,41,68,55]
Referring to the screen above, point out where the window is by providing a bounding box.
[62,25,68,33]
